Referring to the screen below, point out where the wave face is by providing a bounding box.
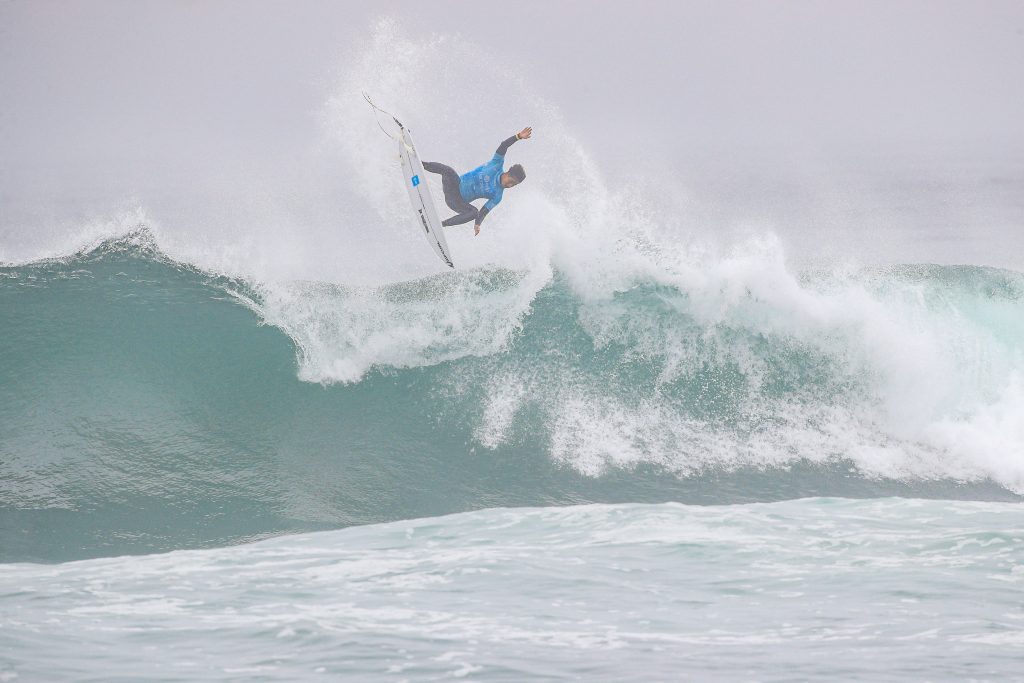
[2,498,1023,682]
[1,233,1022,562]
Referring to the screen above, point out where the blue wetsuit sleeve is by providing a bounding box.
[495,135,519,157]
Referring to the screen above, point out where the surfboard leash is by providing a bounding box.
[362,92,403,141]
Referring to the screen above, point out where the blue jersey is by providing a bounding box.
[459,154,505,212]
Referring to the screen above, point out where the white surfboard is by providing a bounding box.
[397,127,454,268]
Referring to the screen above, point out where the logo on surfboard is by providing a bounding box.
[411,175,420,186]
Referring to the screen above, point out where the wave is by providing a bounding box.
[3,498,1023,681]
[1,233,1022,562]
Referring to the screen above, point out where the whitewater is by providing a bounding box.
[2,16,1024,682]
[3,499,1023,681]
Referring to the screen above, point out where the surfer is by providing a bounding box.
[423,127,532,236]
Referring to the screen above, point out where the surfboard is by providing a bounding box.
[397,127,454,268]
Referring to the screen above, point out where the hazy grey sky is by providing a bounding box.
[3,1,1022,170]
[2,0,1023,271]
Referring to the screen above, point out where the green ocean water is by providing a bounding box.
[2,232,1021,563]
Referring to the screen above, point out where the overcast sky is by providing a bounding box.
[2,0,1023,271]
[3,1,1022,168]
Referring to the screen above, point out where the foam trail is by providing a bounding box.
[2,499,1023,681]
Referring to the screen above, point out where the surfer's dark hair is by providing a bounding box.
[509,164,526,182]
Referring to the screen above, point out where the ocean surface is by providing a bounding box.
[1,230,1023,681]
[2,499,1023,681]
[3,15,1024,681]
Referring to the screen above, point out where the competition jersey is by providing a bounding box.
[458,154,505,212]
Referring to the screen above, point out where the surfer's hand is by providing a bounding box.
[517,127,532,140]
[474,224,481,236]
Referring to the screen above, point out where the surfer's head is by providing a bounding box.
[501,164,526,188]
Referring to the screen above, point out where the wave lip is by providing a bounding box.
[242,264,552,384]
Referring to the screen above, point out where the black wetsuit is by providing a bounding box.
[423,135,519,227]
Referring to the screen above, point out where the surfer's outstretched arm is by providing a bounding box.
[476,127,531,235]
[474,205,494,234]
[495,127,533,156]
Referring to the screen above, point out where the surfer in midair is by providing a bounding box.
[423,127,532,236]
